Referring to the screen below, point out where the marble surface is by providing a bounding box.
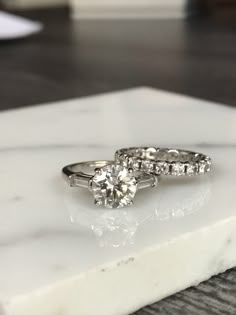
[0,87,236,315]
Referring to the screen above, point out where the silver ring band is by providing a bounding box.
[115,147,212,176]
[62,160,159,208]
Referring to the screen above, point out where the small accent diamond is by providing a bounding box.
[199,160,211,174]
[205,159,211,172]
[141,160,156,174]
[119,154,128,167]
[171,162,185,176]
[158,161,170,175]
[133,159,142,170]
[186,163,196,175]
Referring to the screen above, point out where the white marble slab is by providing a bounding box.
[0,87,236,315]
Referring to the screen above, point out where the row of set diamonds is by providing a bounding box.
[116,152,211,176]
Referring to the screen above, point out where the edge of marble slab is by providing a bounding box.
[3,215,236,315]
[0,86,232,114]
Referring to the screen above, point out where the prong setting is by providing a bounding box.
[91,163,137,209]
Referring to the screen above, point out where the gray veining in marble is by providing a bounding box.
[0,87,235,315]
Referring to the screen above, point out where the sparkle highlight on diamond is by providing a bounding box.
[91,164,137,209]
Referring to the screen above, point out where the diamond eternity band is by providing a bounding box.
[115,147,212,176]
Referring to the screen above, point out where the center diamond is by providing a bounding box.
[90,164,137,208]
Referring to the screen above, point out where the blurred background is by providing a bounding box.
[0,0,236,109]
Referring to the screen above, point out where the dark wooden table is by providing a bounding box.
[0,7,236,315]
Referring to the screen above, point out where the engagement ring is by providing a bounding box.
[62,161,159,209]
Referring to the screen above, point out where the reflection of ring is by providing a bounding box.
[152,176,211,220]
[115,147,212,176]
[62,161,159,209]
[64,174,211,248]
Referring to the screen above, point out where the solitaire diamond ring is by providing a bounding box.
[115,147,212,176]
[62,161,159,209]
